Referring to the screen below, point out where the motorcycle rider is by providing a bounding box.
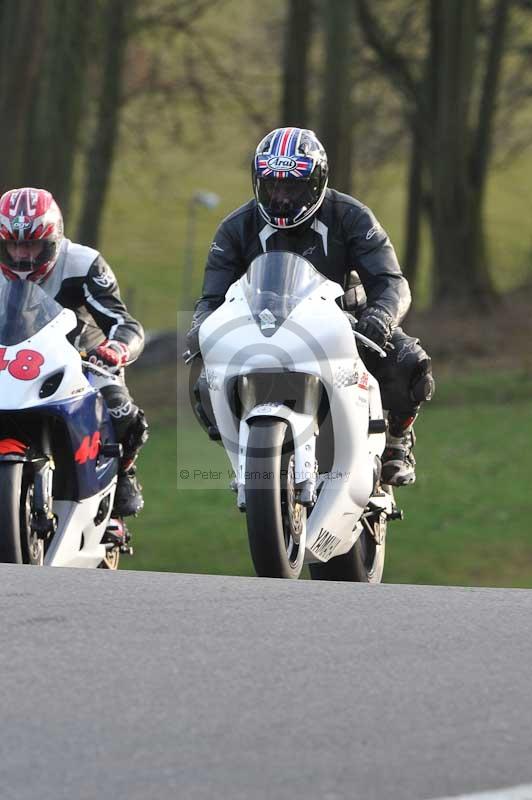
[0,187,148,515]
[186,127,435,486]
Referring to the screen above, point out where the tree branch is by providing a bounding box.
[353,0,422,111]
[133,0,225,34]
[186,27,270,129]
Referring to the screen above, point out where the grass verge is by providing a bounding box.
[128,364,532,588]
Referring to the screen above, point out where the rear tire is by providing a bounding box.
[309,511,386,584]
[245,418,306,579]
[98,548,120,570]
[0,462,25,564]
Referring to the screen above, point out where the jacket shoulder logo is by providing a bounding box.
[210,241,224,253]
[92,270,114,289]
[366,224,381,241]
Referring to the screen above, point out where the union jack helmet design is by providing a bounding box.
[0,188,64,283]
[252,127,329,229]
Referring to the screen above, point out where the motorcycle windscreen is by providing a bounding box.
[242,251,327,337]
[0,280,63,346]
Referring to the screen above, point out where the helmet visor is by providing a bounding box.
[257,178,316,223]
[0,239,54,272]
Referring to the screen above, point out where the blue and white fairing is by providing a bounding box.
[0,280,119,567]
[38,393,117,498]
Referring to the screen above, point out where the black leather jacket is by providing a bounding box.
[191,188,411,329]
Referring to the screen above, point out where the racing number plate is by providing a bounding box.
[0,347,45,381]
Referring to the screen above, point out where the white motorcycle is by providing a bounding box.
[199,251,403,582]
[0,279,130,569]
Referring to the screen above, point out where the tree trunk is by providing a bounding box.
[402,121,424,289]
[281,0,313,127]
[355,0,511,312]
[77,0,133,248]
[20,0,95,220]
[320,0,354,192]
[0,0,46,191]
[428,0,502,308]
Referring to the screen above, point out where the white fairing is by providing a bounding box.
[200,256,394,564]
[0,309,87,410]
[0,305,116,568]
[44,497,113,568]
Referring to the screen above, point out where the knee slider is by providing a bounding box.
[410,359,435,404]
[122,408,149,460]
[192,372,219,439]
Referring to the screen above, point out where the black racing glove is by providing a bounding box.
[355,306,394,349]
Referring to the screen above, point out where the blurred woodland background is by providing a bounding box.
[3,0,532,313]
[2,0,532,584]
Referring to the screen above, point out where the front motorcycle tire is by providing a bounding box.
[309,511,386,584]
[0,462,25,563]
[245,418,306,579]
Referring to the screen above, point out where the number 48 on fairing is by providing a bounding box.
[0,348,44,380]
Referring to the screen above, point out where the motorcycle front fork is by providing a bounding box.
[30,422,56,540]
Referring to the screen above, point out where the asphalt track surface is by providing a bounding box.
[1,565,531,800]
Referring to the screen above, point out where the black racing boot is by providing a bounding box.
[381,417,417,486]
[101,518,133,554]
[113,465,144,517]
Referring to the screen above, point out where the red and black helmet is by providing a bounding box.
[252,127,329,229]
[0,188,64,283]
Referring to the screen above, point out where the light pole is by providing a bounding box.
[182,190,220,318]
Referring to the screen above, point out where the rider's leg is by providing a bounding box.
[362,329,435,486]
[99,377,149,516]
